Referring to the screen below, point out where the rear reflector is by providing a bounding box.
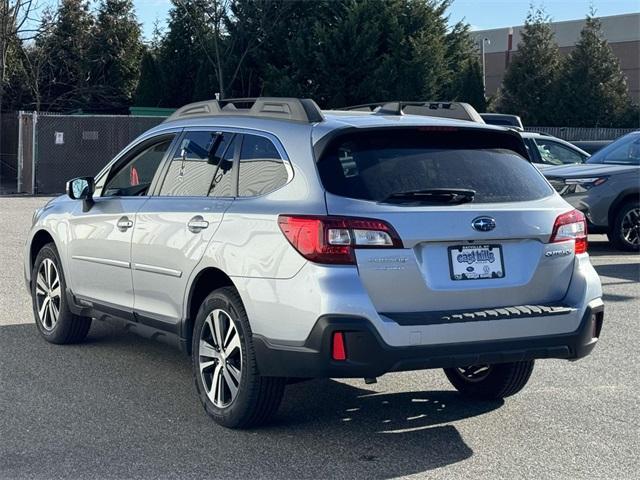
[278,215,402,265]
[550,209,588,254]
[332,332,347,361]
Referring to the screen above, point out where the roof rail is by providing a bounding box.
[339,101,484,123]
[164,97,325,124]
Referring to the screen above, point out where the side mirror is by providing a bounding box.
[66,177,95,212]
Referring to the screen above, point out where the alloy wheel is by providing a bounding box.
[621,207,640,247]
[454,364,492,383]
[199,308,243,408]
[35,258,61,331]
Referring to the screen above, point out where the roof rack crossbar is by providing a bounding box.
[338,101,484,123]
[165,97,324,124]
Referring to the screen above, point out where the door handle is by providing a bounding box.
[187,215,209,233]
[117,216,134,232]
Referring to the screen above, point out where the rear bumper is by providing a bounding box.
[254,301,604,378]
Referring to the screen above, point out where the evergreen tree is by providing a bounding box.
[134,20,165,106]
[159,0,210,107]
[311,0,389,107]
[264,0,453,108]
[456,58,486,111]
[497,8,560,124]
[221,0,304,99]
[38,0,93,111]
[386,0,449,101]
[442,20,484,106]
[260,0,339,99]
[88,0,143,112]
[555,15,634,127]
[134,47,163,106]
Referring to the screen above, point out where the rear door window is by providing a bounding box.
[159,131,235,197]
[317,129,553,204]
[237,134,288,197]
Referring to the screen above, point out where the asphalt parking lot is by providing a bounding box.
[1,196,639,480]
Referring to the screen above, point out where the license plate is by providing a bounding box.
[448,244,505,281]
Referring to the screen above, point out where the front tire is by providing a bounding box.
[443,360,535,399]
[192,287,286,429]
[608,201,640,251]
[31,243,92,344]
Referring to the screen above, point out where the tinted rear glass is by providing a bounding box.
[317,129,553,203]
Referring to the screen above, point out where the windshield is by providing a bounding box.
[587,133,640,165]
[317,129,554,204]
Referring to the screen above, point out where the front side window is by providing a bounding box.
[102,137,174,197]
[159,131,235,197]
[317,129,553,204]
[534,139,585,165]
[237,134,288,197]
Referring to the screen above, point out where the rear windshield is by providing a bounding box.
[317,129,553,204]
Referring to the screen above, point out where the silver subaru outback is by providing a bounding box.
[24,98,604,429]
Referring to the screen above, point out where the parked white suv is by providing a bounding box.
[25,98,604,428]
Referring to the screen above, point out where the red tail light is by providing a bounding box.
[278,215,403,265]
[550,209,588,254]
[332,332,347,361]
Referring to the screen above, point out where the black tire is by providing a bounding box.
[31,243,92,344]
[607,201,640,252]
[192,287,286,429]
[443,360,534,400]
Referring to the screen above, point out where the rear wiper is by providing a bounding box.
[381,188,476,205]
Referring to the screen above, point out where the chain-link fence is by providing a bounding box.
[525,126,636,141]
[16,112,166,194]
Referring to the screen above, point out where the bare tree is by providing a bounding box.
[19,40,45,109]
[0,0,45,113]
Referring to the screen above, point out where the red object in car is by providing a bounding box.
[130,166,139,186]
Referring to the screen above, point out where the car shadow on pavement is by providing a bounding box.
[0,321,504,479]
[594,262,640,284]
[587,239,629,257]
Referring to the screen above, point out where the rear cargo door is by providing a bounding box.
[318,127,577,313]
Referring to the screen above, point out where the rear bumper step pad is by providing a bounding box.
[382,304,575,326]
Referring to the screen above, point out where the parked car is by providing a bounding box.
[480,113,524,130]
[544,131,640,251]
[25,98,604,429]
[522,132,590,166]
[571,140,612,155]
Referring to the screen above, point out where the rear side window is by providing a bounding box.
[238,134,288,197]
[159,131,234,197]
[591,135,640,165]
[317,129,553,203]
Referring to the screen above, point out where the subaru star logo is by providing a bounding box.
[472,216,496,232]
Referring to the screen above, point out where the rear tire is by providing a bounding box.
[31,243,92,344]
[443,360,534,399]
[608,201,640,251]
[192,287,286,429]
